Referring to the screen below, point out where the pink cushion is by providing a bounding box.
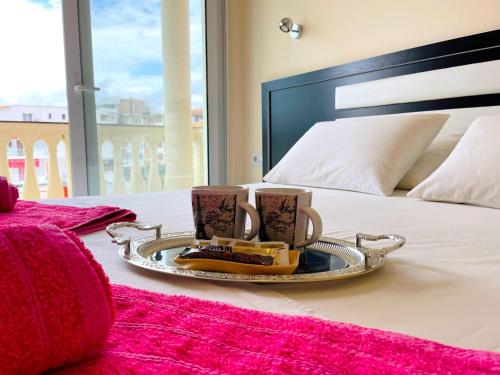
[0,176,18,212]
[0,225,114,374]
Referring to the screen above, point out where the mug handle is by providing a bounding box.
[295,207,323,248]
[238,201,260,240]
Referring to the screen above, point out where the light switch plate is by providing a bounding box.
[251,152,262,166]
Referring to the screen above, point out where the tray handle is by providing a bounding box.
[106,222,162,257]
[355,233,406,268]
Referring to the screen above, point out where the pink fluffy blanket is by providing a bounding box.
[0,200,136,235]
[2,224,499,374]
[52,285,500,375]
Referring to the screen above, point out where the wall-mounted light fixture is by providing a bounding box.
[279,17,302,39]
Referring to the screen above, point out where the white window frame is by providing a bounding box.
[62,0,90,196]
[205,0,228,185]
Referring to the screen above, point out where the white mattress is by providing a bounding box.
[47,183,500,352]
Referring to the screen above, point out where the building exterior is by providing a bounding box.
[192,108,203,122]
[0,102,202,126]
[1,101,204,196]
[0,105,68,192]
[0,105,68,123]
[96,98,164,126]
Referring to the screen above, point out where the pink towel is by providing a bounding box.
[0,176,19,212]
[53,285,500,375]
[0,225,114,375]
[0,200,136,235]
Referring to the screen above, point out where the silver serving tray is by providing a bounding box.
[106,222,405,283]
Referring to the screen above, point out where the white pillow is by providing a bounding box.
[264,114,449,196]
[408,115,500,208]
[397,134,461,190]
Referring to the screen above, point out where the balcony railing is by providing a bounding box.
[0,121,205,199]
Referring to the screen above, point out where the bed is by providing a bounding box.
[50,30,500,353]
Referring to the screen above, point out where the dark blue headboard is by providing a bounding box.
[261,29,500,175]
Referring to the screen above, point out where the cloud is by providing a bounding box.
[0,0,204,111]
[0,0,66,105]
[88,0,205,112]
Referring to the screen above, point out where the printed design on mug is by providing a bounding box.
[193,193,237,239]
[258,195,297,244]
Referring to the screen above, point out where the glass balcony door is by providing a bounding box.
[1,1,222,198]
[65,0,209,195]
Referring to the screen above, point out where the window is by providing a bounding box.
[1,0,223,198]
[0,1,69,200]
[83,0,208,195]
[22,113,33,122]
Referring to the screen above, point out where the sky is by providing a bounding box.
[0,0,204,112]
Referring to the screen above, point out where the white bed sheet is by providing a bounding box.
[46,183,500,352]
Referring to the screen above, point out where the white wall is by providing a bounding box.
[226,0,500,184]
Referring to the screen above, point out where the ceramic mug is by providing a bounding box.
[255,188,323,248]
[192,185,260,240]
